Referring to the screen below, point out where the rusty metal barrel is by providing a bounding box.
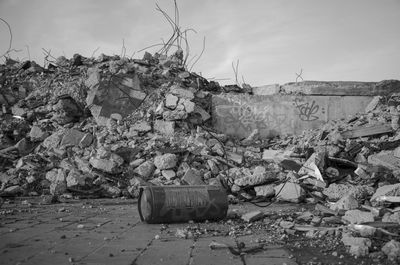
[138,185,228,224]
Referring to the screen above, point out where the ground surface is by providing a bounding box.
[0,198,394,265]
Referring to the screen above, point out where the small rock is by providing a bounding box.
[101,184,121,197]
[154,153,177,170]
[274,182,304,203]
[254,184,275,197]
[382,240,400,260]
[241,210,264,222]
[330,194,359,211]
[89,154,124,174]
[66,170,87,187]
[342,210,374,224]
[29,126,48,141]
[165,94,179,109]
[161,170,176,180]
[130,121,151,133]
[134,161,155,180]
[342,234,371,257]
[154,120,175,135]
[370,183,400,203]
[182,168,205,185]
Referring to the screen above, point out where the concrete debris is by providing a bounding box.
[1,49,400,264]
[382,240,400,260]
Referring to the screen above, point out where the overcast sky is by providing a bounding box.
[0,0,399,86]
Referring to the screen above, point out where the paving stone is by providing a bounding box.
[154,153,177,170]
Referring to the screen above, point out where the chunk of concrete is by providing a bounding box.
[131,121,151,133]
[154,120,175,135]
[241,210,264,222]
[382,240,400,260]
[66,170,87,187]
[234,171,276,187]
[89,154,124,174]
[60,129,86,147]
[29,126,48,141]
[274,182,304,203]
[323,183,374,201]
[254,184,275,197]
[135,161,156,180]
[342,210,374,224]
[154,153,177,170]
[169,85,194,99]
[370,183,400,202]
[165,94,179,109]
[330,194,359,211]
[85,71,146,126]
[161,170,176,180]
[182,168,205,185]
[342,234,371,257]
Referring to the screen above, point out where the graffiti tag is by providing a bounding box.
[293,98,320,121]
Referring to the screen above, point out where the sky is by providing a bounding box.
[0,0,399,86]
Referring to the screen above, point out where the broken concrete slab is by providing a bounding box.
[368,151,400,170]
[341,124,393,139]
[241,210,264,222]
[370,183,400,203]
[85,71,146,126]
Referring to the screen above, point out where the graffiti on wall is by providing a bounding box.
[215,102,291,135]
[293,97,325,121]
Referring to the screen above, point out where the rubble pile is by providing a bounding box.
[1,51,400,261]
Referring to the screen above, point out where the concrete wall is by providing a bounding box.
[212,94,373,138]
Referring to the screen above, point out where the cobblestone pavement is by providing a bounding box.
[0,198,297,265]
